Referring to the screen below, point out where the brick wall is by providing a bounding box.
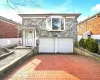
[0,20,19,38]
[77,15,100,35]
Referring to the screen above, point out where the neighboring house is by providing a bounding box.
[77,12,100,41]
[0,16,21,38]
[18,13,80,53]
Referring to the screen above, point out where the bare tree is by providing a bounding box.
[6,0,43,12]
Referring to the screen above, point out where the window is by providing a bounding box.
[46,16,65,31]
[52,18,61,30]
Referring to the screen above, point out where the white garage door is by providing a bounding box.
[39,38,73,53]
[57,38,73,53]
[39,38,55,53]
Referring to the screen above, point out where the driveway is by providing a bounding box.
[5,54,100,80]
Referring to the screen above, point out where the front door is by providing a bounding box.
[26,30,33,46]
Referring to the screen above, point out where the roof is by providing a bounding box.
[0,16,20,26]
[18,13,81,18]
[78,12,100,24]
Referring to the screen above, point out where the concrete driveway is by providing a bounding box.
[5,54,100,80]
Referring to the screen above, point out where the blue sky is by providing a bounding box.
[0,0,100,22]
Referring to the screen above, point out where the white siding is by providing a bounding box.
[78,35,100,42]
[91,35,100,39]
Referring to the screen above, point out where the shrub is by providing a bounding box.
[85,37,93,48]
[86,39,99,53]
[74,41,79,47]
[79,38,86,48]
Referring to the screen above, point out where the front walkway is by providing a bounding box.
[5,54,100,80]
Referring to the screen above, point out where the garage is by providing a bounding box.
[39,38,73,53]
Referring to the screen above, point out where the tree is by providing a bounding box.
[6,0,43,12]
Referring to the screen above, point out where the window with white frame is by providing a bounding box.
[46,16,65,30]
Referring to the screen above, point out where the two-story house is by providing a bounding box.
[77,12,100,41]
[18,13,80,53]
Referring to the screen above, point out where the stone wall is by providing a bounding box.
[22,17,78,40]
[74,47,100,60]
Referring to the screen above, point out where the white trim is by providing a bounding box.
[64,17,66,30]
[51,17,52,30]
[50,16,63,18]
[47,30,64,31]
[66,16,75,18]
[22,17,46,18]
[46,17,65,31]
[46,17,48,30]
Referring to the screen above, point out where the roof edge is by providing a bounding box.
[78,12,100,24]
[18,13,81,18]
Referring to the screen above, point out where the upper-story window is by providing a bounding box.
[46,16,65,31]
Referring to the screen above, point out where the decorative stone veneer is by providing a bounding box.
[22,17,78,40]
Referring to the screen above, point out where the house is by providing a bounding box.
[0,16,21,38]
[18,13,81,53]
[77,12,100,41]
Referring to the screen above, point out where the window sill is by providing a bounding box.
[47,30,64,31]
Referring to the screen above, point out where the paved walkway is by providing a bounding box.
[0,49,32,68]
[4,54,100,80]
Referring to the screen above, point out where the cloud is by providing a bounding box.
[0,0,77,22]
[0,8,21,23]
[91,4,100,12]
[77,16,87,22]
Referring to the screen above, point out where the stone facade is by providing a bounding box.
[22,17,78,40]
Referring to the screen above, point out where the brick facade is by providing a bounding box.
[0,16,20,38]
[77,13,100,35]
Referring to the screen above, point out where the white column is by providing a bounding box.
[64,17,66,30]
[34,29,36,47]
[23,30,26,46]
[46,17,48,30]
[55,37,57,53]
[32,29,34,47]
